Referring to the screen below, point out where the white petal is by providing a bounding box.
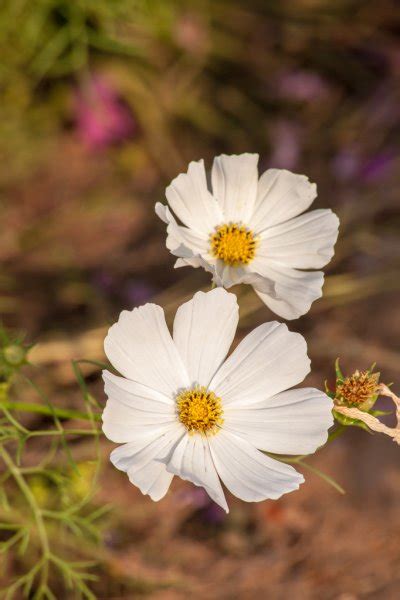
[112,424,184,501]
[175,255,261,290]
[224,388,334,455]
[180,260,222,288]
[173,257,220,288]
[211,262,247,289]
[155,203,209,259]
[162,434,228,512]
[173,289,238,387]
[102,398,176,443]
[209,430,304,502]
[165,160,223,234]
[251,169,317,232]
[211,153,259,223]
[258,209,339,269]
[109,432,167,471]
[102,371,177,443]
[252,266,324,320]
[210,322,310,407]
[174,257,203,269]
[129,461,174,502]
[154,202,169,224]
[103,371,174,407]
[211,262,276,295]
[104,303,190,396]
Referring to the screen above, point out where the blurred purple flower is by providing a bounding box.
[92,270,116,294]
[201,502,226,525]
[268,120,301,170]
[360,151,395,183]
[176,488,226,524]
[124,280,155,306]
[75,76,135,149]
[332,149,395,184]
[276,70,330,102]
[176,488,210,509]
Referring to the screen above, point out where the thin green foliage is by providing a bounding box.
[0,329,105,599]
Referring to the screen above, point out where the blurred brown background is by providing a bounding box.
[1,1,400,597]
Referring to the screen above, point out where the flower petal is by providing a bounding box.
[165,159,223,234]
[162,433,228,512]
[251,266,324,320]
[224,388,334,455]
[210,322,310,407]
[104,303,190,396]
[251,169,317,232]
[130,461,175,502]
[103,371,174,407]
[211,153,259,223]
[155,203,209,258]
[210,262,276,295]
[102,398,176,443]
[173,289,238,387]
[102,371,177,443]
[174,257,204,269]
[109,432,167,471]
[209,430,304,502]
[111,424,184,501]
[258,209,339,269]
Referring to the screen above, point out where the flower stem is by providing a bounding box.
[0,400,101,422]
[0,445,49,557]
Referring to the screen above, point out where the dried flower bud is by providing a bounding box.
[335,369,380,410]
[331,361,400,445]
[328,360,382,432]
[335,384,400,445]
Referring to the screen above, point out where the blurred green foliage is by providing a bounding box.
[0,328,105,598]
[2,0,398,181]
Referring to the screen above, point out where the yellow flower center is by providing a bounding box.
[210,223,257,266]
[177,386,223,435]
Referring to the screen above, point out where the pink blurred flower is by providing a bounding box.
[75,76,135,149]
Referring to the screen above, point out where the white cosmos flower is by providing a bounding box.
[102,288,333,512]
[155,154,339,319]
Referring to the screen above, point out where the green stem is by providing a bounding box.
[0,400,101,422]
[0,446,50,558]
[28,429,98,437]
[327,424,346,443]
[297,458,346,495]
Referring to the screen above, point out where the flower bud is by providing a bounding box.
[3,344,27,367]
[335,369,380,411]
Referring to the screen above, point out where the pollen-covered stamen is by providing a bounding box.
[177,386,223,435]
[210,223,257,266]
